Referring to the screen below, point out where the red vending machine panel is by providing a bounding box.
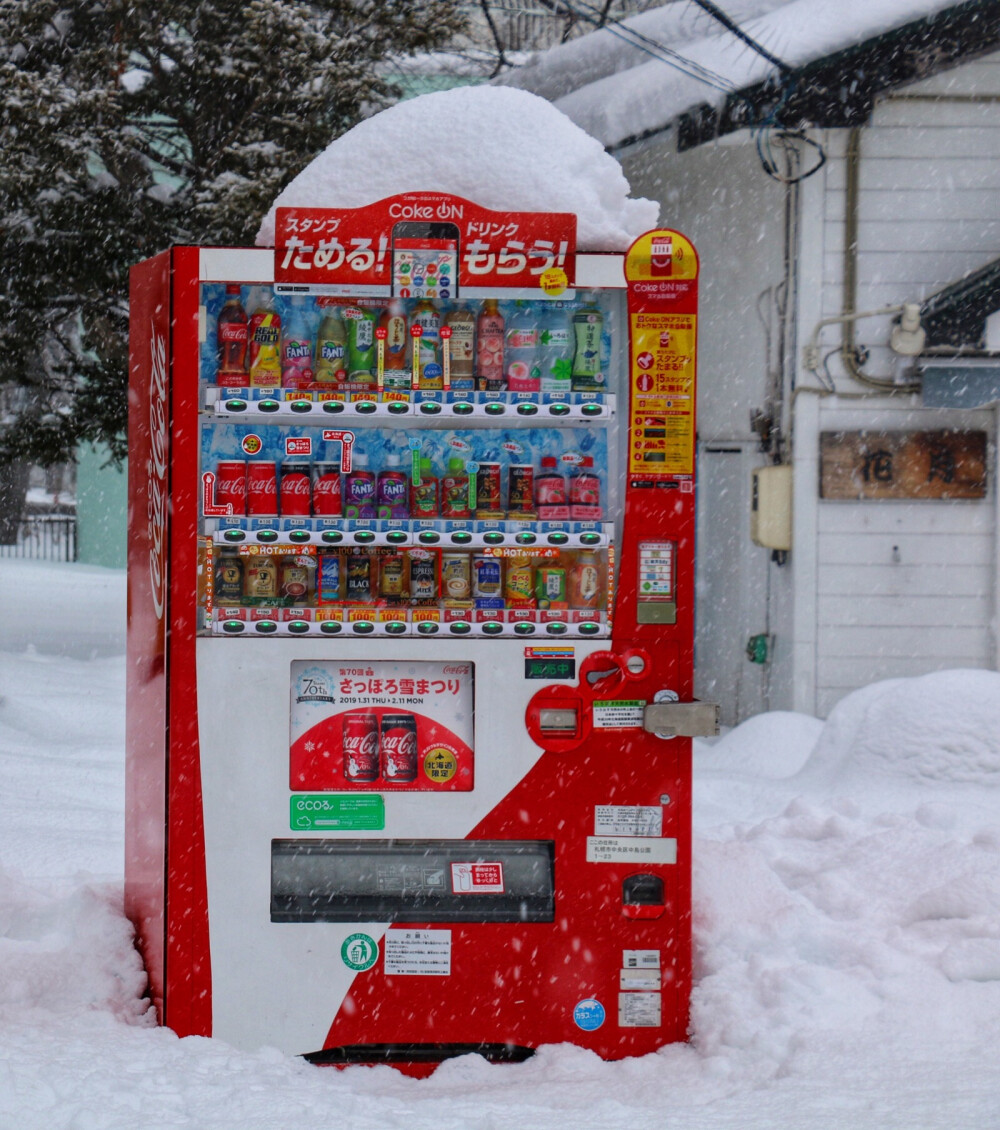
[126,194,706,1074]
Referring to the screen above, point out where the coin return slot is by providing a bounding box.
[538,707,579,734]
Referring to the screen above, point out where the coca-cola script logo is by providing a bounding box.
[147,321,169,621]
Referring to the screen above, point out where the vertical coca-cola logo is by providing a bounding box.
[147,321,169,621]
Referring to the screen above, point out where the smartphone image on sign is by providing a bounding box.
[391,221,460,300]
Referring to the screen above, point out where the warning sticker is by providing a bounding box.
[451,861,504,894]
[592,700,644,729]
[586,837,677,864]
[595,805,663,837]
[618,992,662,1028]
[383,929,452,976]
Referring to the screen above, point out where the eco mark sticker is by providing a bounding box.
[573,998,606,1031]
[341,933,379,971]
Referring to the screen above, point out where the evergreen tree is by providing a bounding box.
[0,0,465,533]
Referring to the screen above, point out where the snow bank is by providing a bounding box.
[2,560,1000,1125]
[800,669,1000,789]
[256,86,659,252]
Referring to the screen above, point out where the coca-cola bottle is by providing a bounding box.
[217,285,248,386]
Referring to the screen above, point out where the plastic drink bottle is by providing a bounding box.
[377,453,409,519]
[281,296,314,388]
[344,305,377,381]
[505,302,541,392]
[343,452,376,518]
[379,300,408,371]
[248,290,282,387]
[571,298,605,390]
[445,306,475,389]
[441,456,471,518]
[475,299,504,391]
[217,285,248,385]
[535,455,569,520]
[313,308,347,383]
[570,455,603,519]
[413,300,442,389]
[569,549,602,610]
[410,457,440,518]
[537,303,573,395]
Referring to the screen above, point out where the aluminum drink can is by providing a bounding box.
[343,712,380,783]
[243,555,278,603]
[379,553,406,599]
[408,551,437,601]
[279,557,312,605]
[280,462,312,516]
[507,464,534,515]
[247,461,278,516]
[475,462,503,515]
[317,549,342,603]
[381,713,418,782]
[215,461,247,515]
[312,462,342,516]
[473,554,502,599]
[345,551,374,603]
[441,552,471,600]
[214,552,244,602]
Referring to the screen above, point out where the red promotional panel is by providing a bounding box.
[275,193,576,295]
[290,660,474,791]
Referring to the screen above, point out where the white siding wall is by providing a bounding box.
[800,54,1000,716]
[621,137,790,720]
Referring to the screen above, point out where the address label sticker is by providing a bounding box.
[586,837,677,864]
[620,969,661,991]
[595,805,663,837]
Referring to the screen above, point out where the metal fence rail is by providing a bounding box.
[0,514,77,562]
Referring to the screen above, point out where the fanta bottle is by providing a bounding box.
[281,296,314,388]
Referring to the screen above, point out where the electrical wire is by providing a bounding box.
[556,0,742,96]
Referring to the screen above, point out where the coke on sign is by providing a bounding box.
[247,461,278,516]
[343,712,379,783]
[280,463,312,516]
[380,713,418,782]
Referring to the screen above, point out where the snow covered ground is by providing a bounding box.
[1,558,999,1128]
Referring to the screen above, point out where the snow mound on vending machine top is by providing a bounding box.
[255,86,659,252]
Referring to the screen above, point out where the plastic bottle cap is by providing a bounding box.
[448,457,464,472]
[541,456,557,469]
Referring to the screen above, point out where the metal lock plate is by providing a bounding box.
[642,700,720,738]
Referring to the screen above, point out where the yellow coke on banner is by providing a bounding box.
[624,230,699,480]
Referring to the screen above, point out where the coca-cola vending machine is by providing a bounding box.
[126,193,714,1073]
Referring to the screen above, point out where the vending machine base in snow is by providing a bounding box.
[125,194,715,1074]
